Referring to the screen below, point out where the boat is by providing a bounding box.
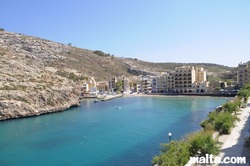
[94,100,98,103]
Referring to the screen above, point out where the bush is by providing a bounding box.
[201,110,239,134]
[237,89,250,103]
[187,131,219,157]
[223,102,239,113]
[56,71,87,82]
[214,112,238,134]
[152,131,220,166]
[93,50,110,57]
[200,120,214,131]
[152,141,190,166]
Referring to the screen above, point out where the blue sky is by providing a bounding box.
[1,0,250,67]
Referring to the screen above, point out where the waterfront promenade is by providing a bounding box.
[216,99,250,166]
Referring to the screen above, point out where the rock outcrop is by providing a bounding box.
[0,31,81,120]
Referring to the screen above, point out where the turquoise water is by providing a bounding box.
[0,96,227,166]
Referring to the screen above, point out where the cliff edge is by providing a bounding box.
[0,31,81,120]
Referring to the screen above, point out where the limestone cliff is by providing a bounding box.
[0,31,81,120]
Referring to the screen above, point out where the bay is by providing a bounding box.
[0,96,227,166]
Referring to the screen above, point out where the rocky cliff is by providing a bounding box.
[0,31,82,120]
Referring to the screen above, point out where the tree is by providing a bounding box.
[0,28,4,31]
[115,80,123,91]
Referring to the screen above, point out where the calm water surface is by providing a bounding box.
[0,96,227,166]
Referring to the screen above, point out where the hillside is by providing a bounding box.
[0,30,236,120]
[124,58,234,77]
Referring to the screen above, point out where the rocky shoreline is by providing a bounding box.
[0,89,81,121]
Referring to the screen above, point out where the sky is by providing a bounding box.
[0,0,250,67]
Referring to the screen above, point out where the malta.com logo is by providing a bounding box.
[188,154,246,165]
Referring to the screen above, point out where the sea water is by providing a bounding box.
[0,96,227,166]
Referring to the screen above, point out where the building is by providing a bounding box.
[195,67,207,82]
[237,61,250,88]
[174,66,196,93]
[152,75,168,93]
[96,81,109,93]
[197,82,210,93]
[80,77,98,97]
[174,66,208,93]
[166,72,175,93]
[141,75,152,93]
[136,84,141,93]
[121,76,130,93]
[108,77,117,92]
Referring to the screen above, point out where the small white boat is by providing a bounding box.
[116,107,121,109]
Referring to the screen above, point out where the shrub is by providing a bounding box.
[93,50,110,57]
[237,89,250,103]
[152,131,220,166]
[152,141,190,166]
[214,112,238,134]
[200,120,214,131]
[56,71,87,82]
[187,131,219,157]
[223,102,239,113]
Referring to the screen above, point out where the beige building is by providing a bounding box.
[174,66,208,93]
[97,81,108,93]
[237,61,250,88]
[174,66,196,93]
[195,67,207,82]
